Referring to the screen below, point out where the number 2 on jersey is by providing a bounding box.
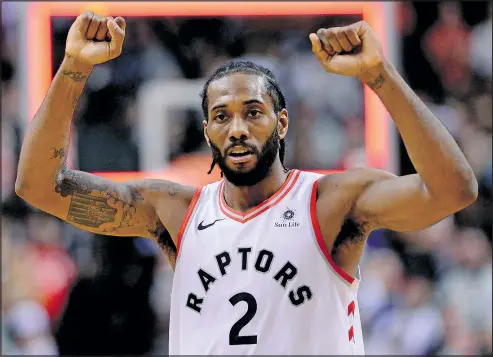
[229,292,258,345]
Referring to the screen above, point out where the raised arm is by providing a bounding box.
[351,59,477,231]
[311,21,477,233]
[15,12,194,241]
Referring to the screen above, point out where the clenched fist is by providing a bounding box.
[309,21,385,78]
[65,11,126,65]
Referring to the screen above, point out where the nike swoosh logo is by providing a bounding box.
[198,218,225,231]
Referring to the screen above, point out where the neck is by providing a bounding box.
[223,160,290,213]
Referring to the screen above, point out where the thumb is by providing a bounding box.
[324,55,362,76]
[114,16,126,31]
[309,33,329,63]
[309,33,322,52]
[107,18,125,55]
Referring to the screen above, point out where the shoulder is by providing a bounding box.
[318,167,397,195]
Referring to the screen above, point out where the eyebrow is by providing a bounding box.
[210,99,264,112]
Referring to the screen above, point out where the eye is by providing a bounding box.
[214,113,227,122]
[247,109,262,118]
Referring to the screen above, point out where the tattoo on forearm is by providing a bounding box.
[51,146,67,160]
[62,70,87,82]
[367,74,385,90]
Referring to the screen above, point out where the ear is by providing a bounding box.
[203,120,211,148]
[277,109,289,140]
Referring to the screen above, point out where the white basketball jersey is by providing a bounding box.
[169,170,365,355]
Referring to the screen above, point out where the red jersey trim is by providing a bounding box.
[310,179,356,285]
[176,187,202,257]
[219,170,301,223]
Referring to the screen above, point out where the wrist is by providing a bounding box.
[358,60,395,90]
[62,54,94,74]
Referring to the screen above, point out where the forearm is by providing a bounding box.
[16,55,93,192]
[359,61,477,203]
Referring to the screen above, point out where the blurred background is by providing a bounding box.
[1,1,491,355]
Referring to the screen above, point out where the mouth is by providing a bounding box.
[227,146,255,164]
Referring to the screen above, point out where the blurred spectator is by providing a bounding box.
[358,249,405,354]
[23,213,77,323]
[435,304,478,355]
[2,215,58,355]
[422,2,472,98]
[7,300,59,355]
[391,274,444,355]
[438,227,492,353]
[55,237,157,355]
[469,3,492,78]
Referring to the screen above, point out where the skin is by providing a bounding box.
[204,73,289,209]
[16,14,477,277]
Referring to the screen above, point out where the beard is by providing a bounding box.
[210,127,280,187]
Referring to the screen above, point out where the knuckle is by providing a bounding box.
[326,31,336,40]
[82,11,93,20]
[94,14,104,23]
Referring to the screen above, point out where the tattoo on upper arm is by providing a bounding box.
[367,74,385,90]
[145,180,179,197]
[67,193,117,228]
[167,183,179,196]
[129,186,145,201]
[62,70,87,82]
[55,169,108,197]
[55,169,145,231]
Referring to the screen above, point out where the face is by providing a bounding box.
[204,73,288,186]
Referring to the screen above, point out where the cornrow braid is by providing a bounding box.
[200,60,288,174]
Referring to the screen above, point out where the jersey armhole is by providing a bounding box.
[310,179,358,286]
[176,187,203,258]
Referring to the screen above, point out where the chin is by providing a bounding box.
[221,163,271,187]
[226,158,258,172]
[231,167,255,176]
[226,166,256,178]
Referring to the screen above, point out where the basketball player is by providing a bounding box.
[16,13,478,355]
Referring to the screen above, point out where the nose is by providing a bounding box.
[228,115,249,142]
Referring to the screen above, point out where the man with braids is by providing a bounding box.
[203,61,290,182]
[16,13,478,355]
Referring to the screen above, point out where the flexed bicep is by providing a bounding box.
[352,169,462,232]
